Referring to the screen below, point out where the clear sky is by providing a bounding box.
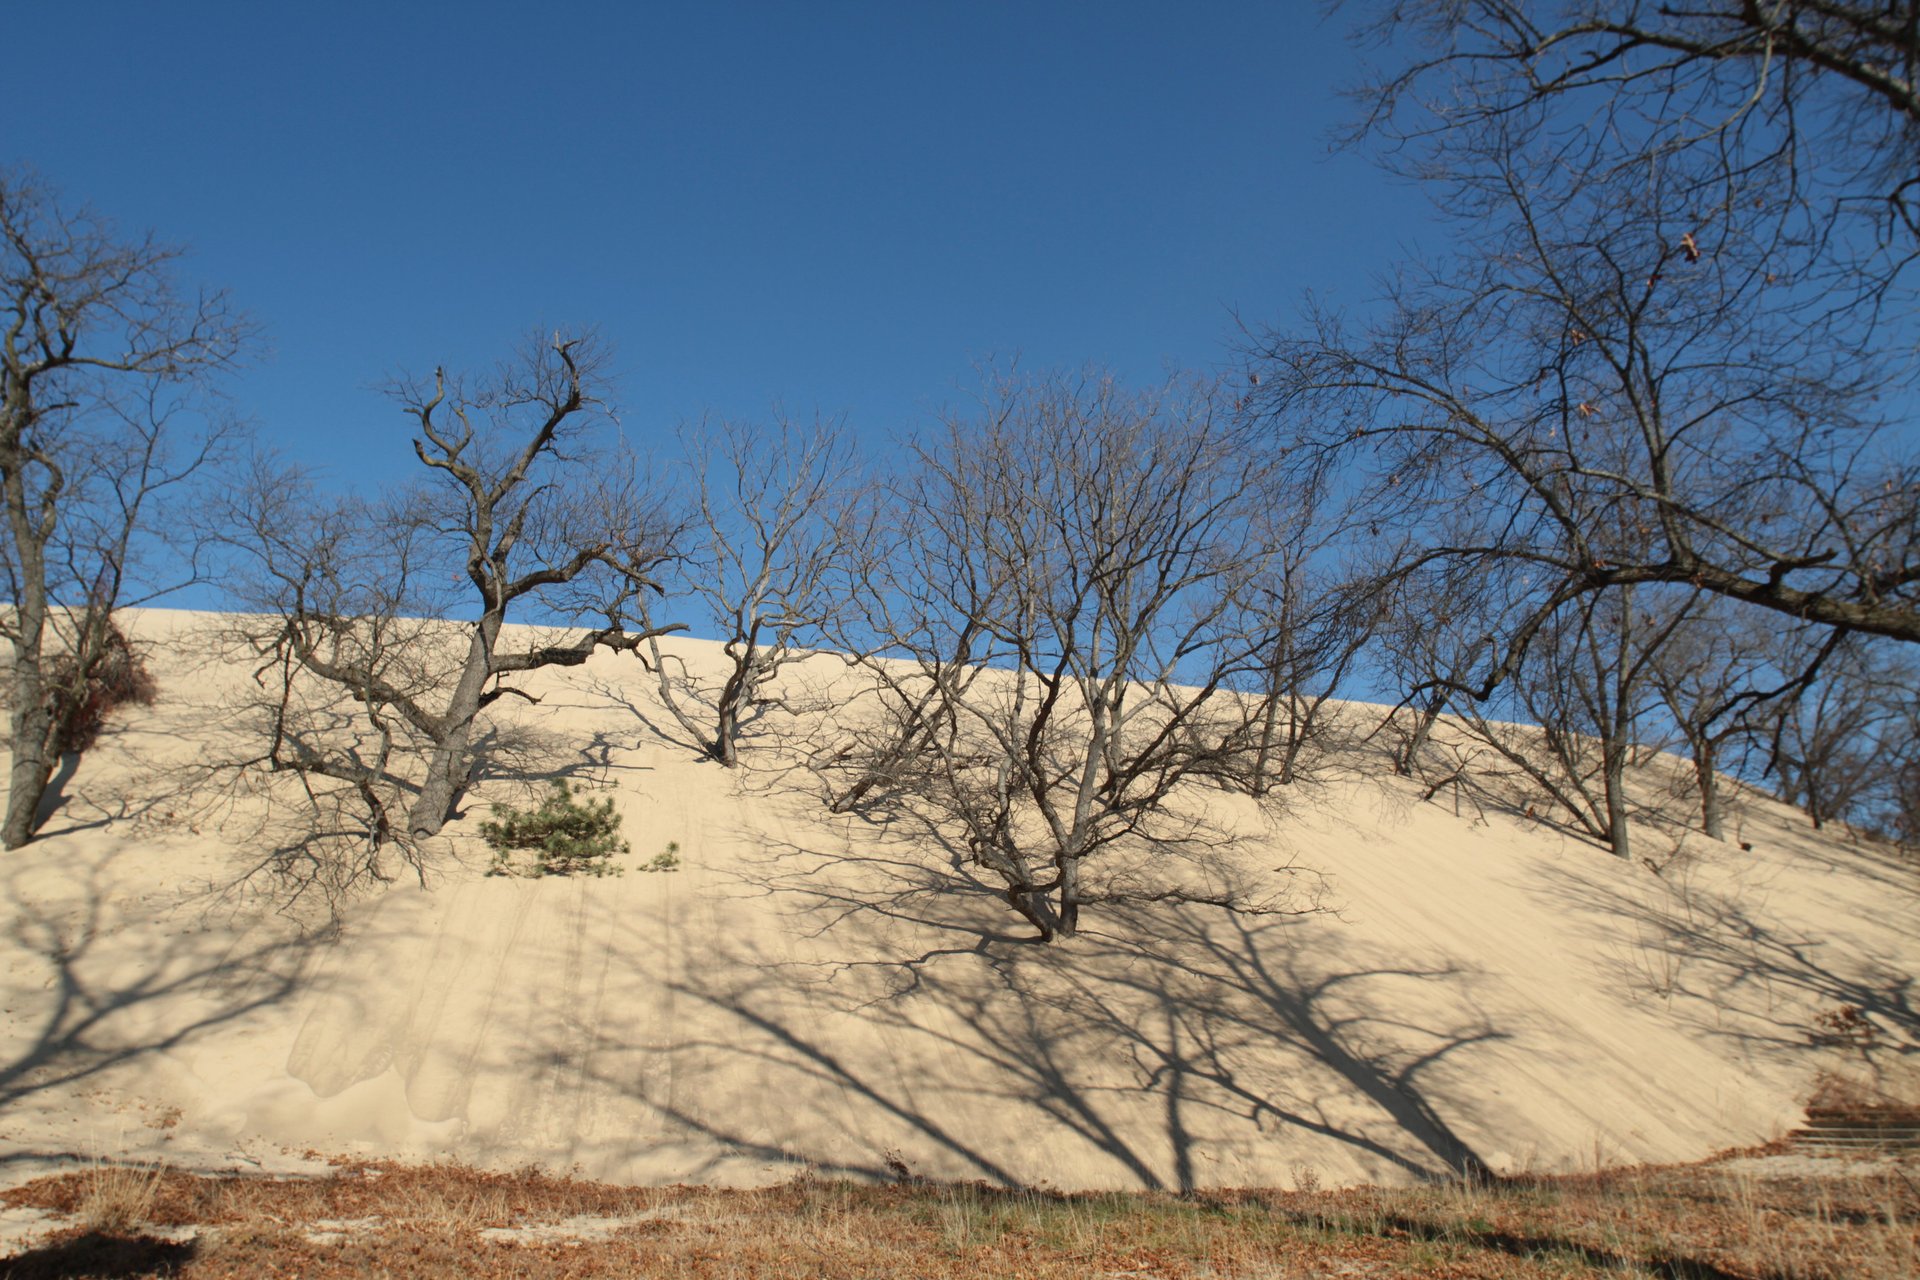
[10,2,1428,483]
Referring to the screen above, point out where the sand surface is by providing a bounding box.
[0,609,1914,1191]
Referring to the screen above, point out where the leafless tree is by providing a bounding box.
[1454,589,1688,861]
[1305,2,1920,655]
[1637,593,1830,841]
[215,470,448,895]
[1375,575,1495,780]
[1249,127,1918,704]
[224,332,681,864]
[821,372,1323,942]
[0,169,253,849]
[638,416,859,767]
[1350,2,1920,298]
[1759,635,1917,832]
[1232,503,1383,795]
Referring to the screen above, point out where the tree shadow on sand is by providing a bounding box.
[0,849,320,1165]
[587,825,1505,1191]
[1536,859,1917,1060]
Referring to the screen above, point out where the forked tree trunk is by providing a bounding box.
[408,614,503,839]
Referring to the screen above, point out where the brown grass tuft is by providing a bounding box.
[74,1160,166,1236]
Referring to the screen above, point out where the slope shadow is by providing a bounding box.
[618,828,1503,1190]
[0,849,319,1135]
[0,1230,196,1278]
[1361,1212,1746,1280]
[1540,860,1918,1056]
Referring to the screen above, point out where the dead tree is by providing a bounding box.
[1234,503,1381,795]
[227,332,681,853]
[822,372,1318,941]
[0,168,252,848]
[1759,637,1916,833]
[1255,9,1920,655]
[1455,589,1683,861]
[639,416,857,766]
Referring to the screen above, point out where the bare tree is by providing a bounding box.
[639,416,858,766]
[1351,2,1920,289]
[1637,593,1826,841]
[1233,503,1382,795]
[822,372,1320,941]
[1453,589,1685,861]
[1301,3,1920,654]
[217,472,448,894]
[0,169,252,849]
[1759,636,1916,832]
[1374,571,1496,780]
[226,332,680,859]
[1249,128,1918,695]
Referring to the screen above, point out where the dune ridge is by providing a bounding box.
[0,608,1913,1191]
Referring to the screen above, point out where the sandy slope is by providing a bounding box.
[0,608,1913,1191]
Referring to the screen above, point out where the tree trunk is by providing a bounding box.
[4,662,53,850]
[408,615,502,838]
[1055,856,1081,938]
[1004,885,1056,942]
[1396,694,1446,776]
[1603,743,1631,861]
[2,503,50,850]
[712,701,739,767]
[1693,738,1725,841]
[709,645,753,768]
[1249,685,1282,795]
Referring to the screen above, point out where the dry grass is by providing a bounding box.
[72,1159,165,1236]
[1,1153,1915,1279]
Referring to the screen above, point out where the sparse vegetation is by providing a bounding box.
[1,1154,1914,1278]
[0,167,251,850]
[481,780,629,878]
[44,619,157,756]
[73,1159,164,1236]
[821,371,1342,941]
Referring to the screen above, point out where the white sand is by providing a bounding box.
[0,608,1913,1191]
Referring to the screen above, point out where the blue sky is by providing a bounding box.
[10,2,1428,482]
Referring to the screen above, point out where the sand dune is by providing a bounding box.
[0,609,1913,1191]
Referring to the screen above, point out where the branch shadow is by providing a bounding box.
[1539,859,1918,1058]
[463,724,662,793]
[0,848,319,1132]
[1359,1211,1747,1280]
[609,825,1504,1190]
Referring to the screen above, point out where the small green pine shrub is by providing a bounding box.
[481,780,628,877]
[642,841,681,873]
